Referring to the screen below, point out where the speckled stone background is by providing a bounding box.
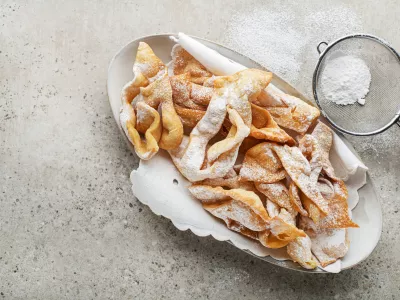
[0,1,399,299]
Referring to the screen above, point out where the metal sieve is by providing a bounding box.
[313,34,400,136]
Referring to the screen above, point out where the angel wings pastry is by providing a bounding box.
[121,35,360,271]
[120,42,183,160]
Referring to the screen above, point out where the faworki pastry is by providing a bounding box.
[120,38,359,270]
[120,42,183,160]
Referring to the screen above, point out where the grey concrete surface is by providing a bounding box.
[0,0,399,299]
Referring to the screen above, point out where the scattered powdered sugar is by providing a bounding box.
[119,104,133,143]
[320,55,371,105]
[222,4,362,85]
[135,106,146,123]
[166,60,174,75]
[224,10,304,83]
[309,228,348,265]
[287,235,315,268]
[170,94,228,182]
[150,67,167,83]
[266,200,280,218]
[262,182,286,196]
[134,62,166,83]
[133,62,150,74]
[265,148,278,163]
[190,84,213,103]
[188,185,227,202]
[312,228,346,249]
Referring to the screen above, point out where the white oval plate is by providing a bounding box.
[107,34,382,272]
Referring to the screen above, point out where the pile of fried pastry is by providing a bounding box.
[120,42,359,270]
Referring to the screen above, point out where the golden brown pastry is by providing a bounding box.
[287,235,318,269]
[256,86,320,134]
[169,69,271,182]
[120,43,183,158]
[273,144,330,214]
[157,76,184,150]
[122,101,162,160]
[170,73,213,110]
[174,104,206,128]
[189,185,305,248]
[288,182,309,217]
[299,216,350,267]
[170,45,213,84]
[121,42,166,105]
[297,123,358,229]
[239,142,286,183]
[123,40,361,270]
[255,181,294,213]
[250,103,295,145]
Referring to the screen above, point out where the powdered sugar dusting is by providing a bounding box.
[170,70,267,182]
[266,200,279,218]
[135,106,146,123]
[310,228,348,266]
[223,4,362,84]
[320,55,371,105]
[287,235,317,269]
[133,62,150,74]
[263,182,286,196]
[119,103,133,143]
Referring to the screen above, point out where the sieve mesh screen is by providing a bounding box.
[314,36,400,135]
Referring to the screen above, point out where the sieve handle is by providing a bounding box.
[317,42,328,55]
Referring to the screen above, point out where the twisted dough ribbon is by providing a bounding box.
[169,69,272,182]
[120,42,183,159]
[170,45,213,84]
[188,185,305,247]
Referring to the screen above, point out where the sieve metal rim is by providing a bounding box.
[312,34,400,136]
